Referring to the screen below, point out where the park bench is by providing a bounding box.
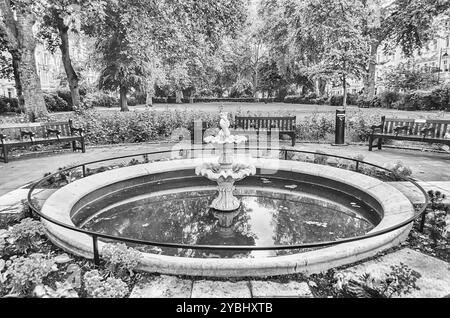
[368,116,450,151]
[0,120,85,163]
[234,116,297,146]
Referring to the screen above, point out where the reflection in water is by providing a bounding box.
[81,185,376,259]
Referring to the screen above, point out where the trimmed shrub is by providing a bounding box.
[56,90,73,107]
[361,85,450,111]
[44,93,71,112]
[379,91,401,108]
[0,96,21,114]
[357,96,381,108]
[128,91,146,106]
[329,94,358,106]
[82,92,118,108]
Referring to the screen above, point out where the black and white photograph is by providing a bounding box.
[0,0,449,305]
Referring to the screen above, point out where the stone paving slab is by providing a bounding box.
[250,281,313,298]
[129,275,193,298]
[338,248,450,298]
[191,281,252,298]
[0,188,56,214]
[0,188,29,208]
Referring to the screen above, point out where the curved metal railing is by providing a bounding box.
[27,146,429,264]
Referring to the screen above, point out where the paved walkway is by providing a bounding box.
[0,141,448,196]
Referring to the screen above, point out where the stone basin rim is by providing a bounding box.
[40,157,416,277]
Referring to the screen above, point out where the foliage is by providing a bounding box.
[383,0,450,57]
[101,243,142,278]
[329,94,359,106]
[33,282,79,298]
[7,218,47,254]
[0,96,21,114]
[1,254,57,295]
[81,91,118,108]
[338,263,421,298]
[73,109,217,144]
[361,85,450,111]
[389,161,413,179]
[426,190,449,244]
[313,151,328,165]
[383,63,439,92]
[379,91,402,109]
[56,89,87,107]
[83,270,128,298]
[229,79,254,98]
[43,93,72,112]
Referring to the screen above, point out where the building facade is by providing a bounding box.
[0,34,96,98]
[328,16,450,97]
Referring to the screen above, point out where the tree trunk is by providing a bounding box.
[364,41,380,100]
[145,76,154,106]
[253,67,259,98]
[57,16,80,108]
[175,90,183,104]
[314,79,320,96]
[146,91,153,107]
[11,52,24,109]
[318,78,327,97]
[16,12,47,119]
[120,85,129,112]
[342,74,347,109]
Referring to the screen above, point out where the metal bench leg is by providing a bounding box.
[291,134,296,147]
[2,145,8,163]
[81,138,86,153]
[377,137,382,150]
[368,135,373,151]
[72,141,77,152]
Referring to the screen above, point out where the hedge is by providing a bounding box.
[69,108,384,146]
[43,93,72,112]
[0,97,21,114]
[358,85,450,111]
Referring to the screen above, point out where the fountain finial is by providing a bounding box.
[218,112,231,140]
[196,113,256,211]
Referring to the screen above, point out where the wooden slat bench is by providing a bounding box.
[234,116,297,146]
[368,116,450,151]
[0,120,85,163]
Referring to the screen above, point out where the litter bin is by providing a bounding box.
[334,108,346,145]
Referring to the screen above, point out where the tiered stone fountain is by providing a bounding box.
[195,113,256,211]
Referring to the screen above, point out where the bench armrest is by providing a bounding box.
[21,130,35,142]
[421,127,434,137]
[370,123,383,133]
[393,125,410,136]
[70,125,84,137]
[47,128,61,140]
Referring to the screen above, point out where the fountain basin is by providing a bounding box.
[41,157,414,277]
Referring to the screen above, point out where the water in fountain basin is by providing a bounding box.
[78,176,378,259]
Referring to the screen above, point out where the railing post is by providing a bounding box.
[82,165,86,178]
[92,235,100,266]
[355,161,360,172]
[419,210,427,233]
[284,149,288,160]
